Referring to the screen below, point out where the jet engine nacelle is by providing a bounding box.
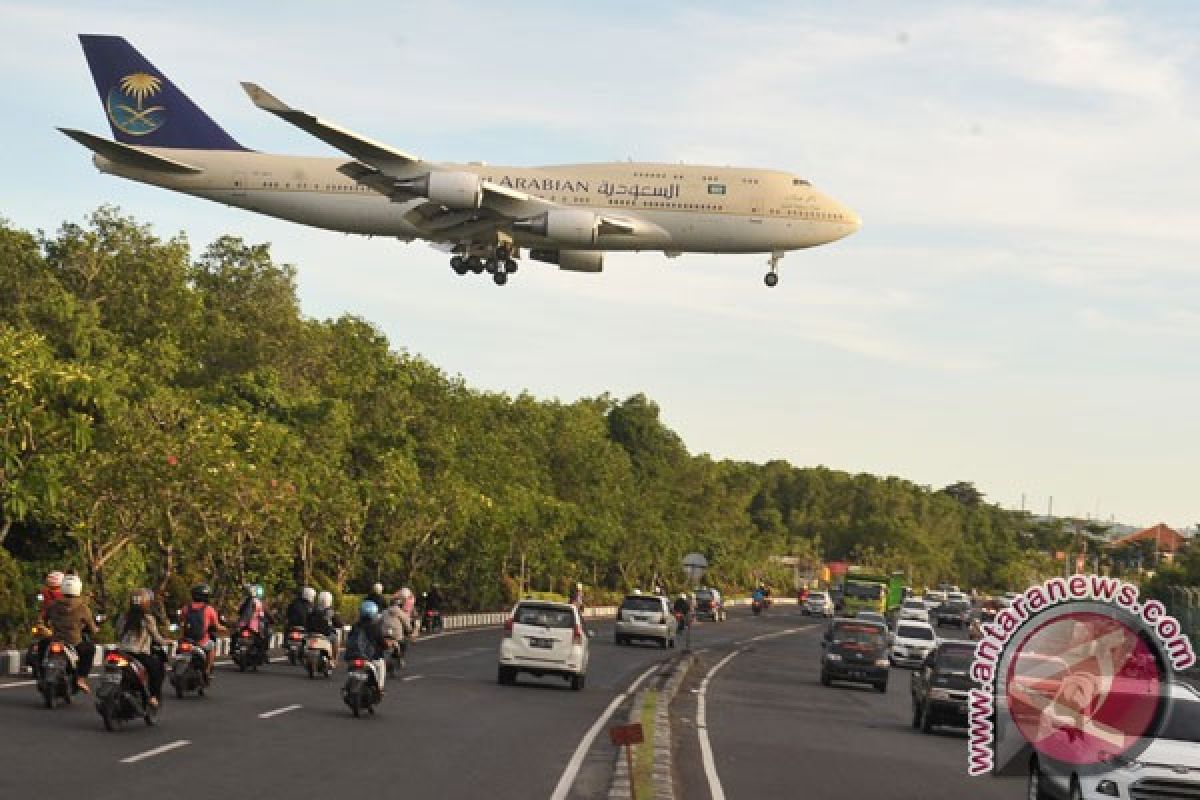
[516,210,599,247]
[529,249,604,273]
[399,171,483,209]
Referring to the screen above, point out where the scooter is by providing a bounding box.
[304,633,334,679]
[169,639,209,698]
[38,639,80,709]
[230,626,267,672]
[284,626,306,665]
[420,608,443,634]
[342,657,383,717]
[751,598,763,615]
[384,636,408,678]
[95,648,160,731]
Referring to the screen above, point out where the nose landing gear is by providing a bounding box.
[764,251,783,288]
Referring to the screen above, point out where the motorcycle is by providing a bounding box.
[751,598,763,615]
[303,633,334,679]
[420,608,443,634]
[38,639,80,709]
[284,626,306,665]
[95,649,160,731]
[384,636,408,679]
[342,656,382,717]
[24,622,53,681]
[169,639,209,698]
[230,626,267,672]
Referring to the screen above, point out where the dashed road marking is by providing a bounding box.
[258,703,302,719]
[120,739,191,764]
[402,674,423,681]
[0,680,35,689]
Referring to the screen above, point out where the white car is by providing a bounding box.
[803,591,835,617]
[890,621,938,668]
[498,600,589,690]
[946,591,969,605]
[899,598,931,623]
[615,594,675,648]
[1029,682,1200,799]
[924,590,947,606]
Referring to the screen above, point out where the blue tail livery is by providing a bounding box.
[78,34,246,150]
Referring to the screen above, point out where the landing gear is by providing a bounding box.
[449,246,518,286]
[450,255,468,275]
[764,251,783,288]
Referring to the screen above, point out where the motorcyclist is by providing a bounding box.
[116,588,169,708]
[424,584,443,613]
[381,593,413,668]
[286,586,316,631]
[43,574,98,694]
[345,600,388,693]
[179,583,226,678]
[570,582,586,615]
[305,590,344,668]
[366,582,387,612]
[39,570,65,621]
[673,592,691,634]
[236,583,267,642]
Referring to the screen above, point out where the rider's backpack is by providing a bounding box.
[184,603,208,642]
[346,624,374,660]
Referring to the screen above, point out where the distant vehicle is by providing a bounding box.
[935,600,971,629]
[498,601,589,690]
[910,640,976,733]
[898,598,931,624]
[890,621,938,668]
[842,570,907,616]
[693,588,726,622]
[945,591,969,605]
[1029,683,1200,799]
[820,618,890,693]
[924,590,947,606]
[802,591,835,617]
[615,594,675,649]
[854,611,888,628]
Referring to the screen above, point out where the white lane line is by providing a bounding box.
[258,704,302,719]
[120,739,191,764]
[549,662,661,800]
[402,674,423,681]
[0,680,35,689]
[697,649,741,800]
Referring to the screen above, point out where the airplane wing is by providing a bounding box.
[242,83,648,244]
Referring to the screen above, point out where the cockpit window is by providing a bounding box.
[793,179,810,186]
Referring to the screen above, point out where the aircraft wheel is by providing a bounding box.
[505,259,518,273]
[493,271,509,286]
[450,255,467,275]
[468,257,484,274]
[764,272,779,288]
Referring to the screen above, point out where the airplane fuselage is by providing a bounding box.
[94,150,860,255]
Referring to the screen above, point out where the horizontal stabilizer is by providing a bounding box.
[58,127,203,173]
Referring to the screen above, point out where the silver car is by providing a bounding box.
[615,594,674,648]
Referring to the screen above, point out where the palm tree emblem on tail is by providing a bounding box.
[107,72,166,136]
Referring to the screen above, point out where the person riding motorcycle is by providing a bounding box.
[672,592,691,634]
[39,570,65,621]
[116,588,170,708]
[286,586,316,629]
[570,582,586,614]
[380,593,413,668]
[305,590,343,668]
[424,585,443,613]
[179,583,226,678]
[43,574,98,694]
[344,600,388,692]
[366,582,387,613]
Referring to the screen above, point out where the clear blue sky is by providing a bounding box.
[3,1,1198,528]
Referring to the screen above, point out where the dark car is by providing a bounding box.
[693,588,726,622]
[819,618,890,693]
[910,640,977,733]
[935,600,971,628]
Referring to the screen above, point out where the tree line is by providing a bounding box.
[1,209,1058,644]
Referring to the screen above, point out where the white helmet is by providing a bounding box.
[62,575,83,597]
[372,582,384,595]
[399,587,413,600]
[317,591,333,610]
[679,592,688,600]
[576,582,583,589]
[301,586,316,603]
[632,588,643,595]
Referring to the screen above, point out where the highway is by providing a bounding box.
[673,611,1024,799]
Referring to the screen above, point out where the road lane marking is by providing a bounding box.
[120,739,191,764]
[402,674,423,681]
[0,680,35,689]
[549,662,661,800]
[258,704,302,719]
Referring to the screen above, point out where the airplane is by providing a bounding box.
[61,35,861,288]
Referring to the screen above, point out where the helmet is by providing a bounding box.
[130,588,154,610]
[633,589,642,595]
[301,586,316,603]
[372,582,384,595]
[191,584,211,602]
[360,600,379,620]
[62,575,82,597]
[243,583,257,598]
[399,587,413,600]
[45,571,64,588]
[317,591,333,610]
[679,592,688,600]
[576,582,583,590]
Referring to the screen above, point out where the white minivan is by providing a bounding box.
[497,600,589,690]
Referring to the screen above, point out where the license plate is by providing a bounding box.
[104,672,122,684]
[529,638,554,649]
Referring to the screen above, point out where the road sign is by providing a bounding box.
[682,552,708,583]
[609,722,644,746]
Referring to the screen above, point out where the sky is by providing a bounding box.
[2,1,1198,529]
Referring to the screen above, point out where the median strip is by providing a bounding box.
[120,739,191,764]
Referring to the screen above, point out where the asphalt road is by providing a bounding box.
[673,610,1027,800]
[0,609,770,800]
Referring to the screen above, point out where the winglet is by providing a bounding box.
[240,82,290,114]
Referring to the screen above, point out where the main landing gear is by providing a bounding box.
[764,251,783,288]
[450,246,519,286]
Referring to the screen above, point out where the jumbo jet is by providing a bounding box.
[62,35,860,287]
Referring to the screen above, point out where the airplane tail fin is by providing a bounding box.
[78,34,246,150]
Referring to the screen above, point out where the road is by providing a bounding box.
[673,610,1025,799]
[0,609,771,800]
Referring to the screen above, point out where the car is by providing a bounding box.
[890,620,938,668]
[802,591,835,617]
[946,591,969,605]
[819,617,891,693]
[693,587,726,622]
[910,640,976,733]
[854,610,888,628]
[497,600,589,690]
[614,593,675,648]
[936,600,972,628]
[1029,682,1200,799]
[898,598,931,623]
[924,590,947,606]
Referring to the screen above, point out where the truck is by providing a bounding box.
[840,569,906,616]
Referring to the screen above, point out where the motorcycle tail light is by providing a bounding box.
[105,652,128,668]
[49,642,64,654]
[288,632,302,640]
[241,630,252,638]
[573,624,583,645]
[352,658,365,669]
[179,641,192,652]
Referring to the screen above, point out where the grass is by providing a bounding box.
[634,690,657,799]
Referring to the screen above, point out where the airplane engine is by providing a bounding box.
[515,210,599,247]
[400,171,483,209]
[529,249,604,273]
